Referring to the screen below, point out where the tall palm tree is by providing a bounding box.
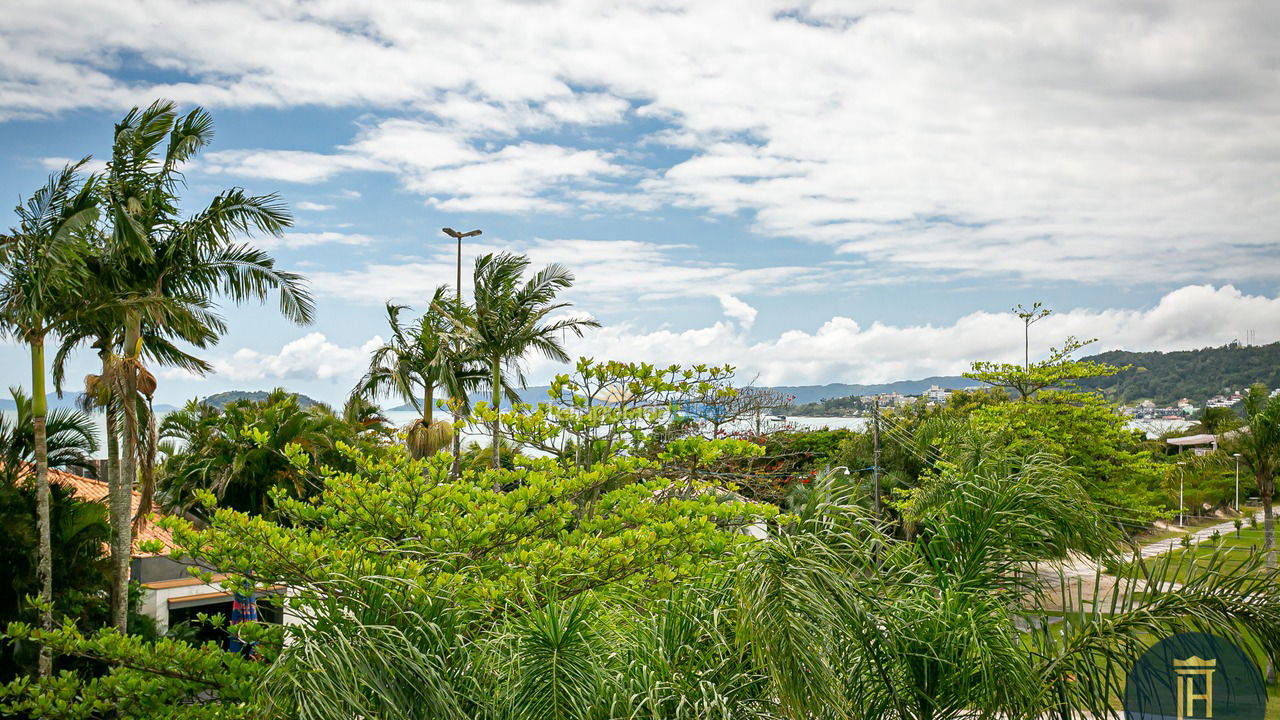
[0,159,99,677]
[461,253,599,470]
[86,100,314,630]
[1233,383,1280,565]
[52,243,216,632]
[352,288,484,460]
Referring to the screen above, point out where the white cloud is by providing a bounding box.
[201,149,382,184]
[39,156,107,174]
[3,1,1279,280]
[255,231,374,250]
[160,332,383,382]
[718,294,757,329]
[308,236,829,307]
[295,201,333,211]
[200,120,627,213]
[154,285,1280,390]
[525,284,1280,386]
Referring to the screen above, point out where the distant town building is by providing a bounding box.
[925,385,952,406]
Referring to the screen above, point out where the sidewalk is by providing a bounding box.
[1041,510,1267,588]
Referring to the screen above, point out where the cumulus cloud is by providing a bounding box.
[156,285,1280,390]
[295,201,333,211]
[718,294,757,329]
[524,285,1280,386]
[160,332,384,382]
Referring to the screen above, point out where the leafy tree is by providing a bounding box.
[495,358,737,470]
[0,429,776,718]
[0,160,99,676]
[1,483,104,681]
[964,336,1124,401]
[1230,383,1280,563]
[455,252,599,470]
[1197,405,1243,435]
[965,390,1167,526]
[7,418,1280,719]
[737,459,1280,720]
[50,233,221,634]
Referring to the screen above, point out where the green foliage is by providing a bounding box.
[157,389,389,518]
[0,482,153,681]
[449,252,601,468]
[492,358,738,470]
[967,390,1167,525]
[1077,342,1280,405]
[0,387,99,482]
[964,336,1125,401]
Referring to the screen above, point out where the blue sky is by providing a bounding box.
[2,1,1279,407]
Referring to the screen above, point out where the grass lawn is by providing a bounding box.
[1114,524,1272,584]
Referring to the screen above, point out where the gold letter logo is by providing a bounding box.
[1174,656,1217,720]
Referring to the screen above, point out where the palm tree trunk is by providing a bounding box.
[106,400,129,632]
[30,335,54,678]
[424,384,433,425]
[118,316,141,600]
[491,356,502,476]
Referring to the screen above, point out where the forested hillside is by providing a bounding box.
[1078,342,1279,404]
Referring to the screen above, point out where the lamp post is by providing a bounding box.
[440,227,481,479]
[1234,452,1243,513]
[1177,461,1187,527]
[441,227,482,299]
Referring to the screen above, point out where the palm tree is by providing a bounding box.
[1233,383,1280,564]
[0,159,99,677]
[352,288,484,460]
[0,387,100,483]
[83,100,314,630]
[736,457,1280,720]
[52,246,215,633]
[158,391,368,519]
[461,253,599,470]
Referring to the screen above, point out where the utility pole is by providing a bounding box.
[872,399,881,518]
[441,227,481,479]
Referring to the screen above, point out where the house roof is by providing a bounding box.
[1167,433,1218,447]
[12,465,175,557]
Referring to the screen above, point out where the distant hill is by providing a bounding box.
[199,390,324,409]
[772,377,974,405]
[1077,342,1280,405]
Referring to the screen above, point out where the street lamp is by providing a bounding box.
[1234,452,1243,513]
[441,227,481,480]
[441,227,482,299]
[1177,461,1187,527]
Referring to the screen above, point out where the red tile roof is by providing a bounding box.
[13,465,176,557]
